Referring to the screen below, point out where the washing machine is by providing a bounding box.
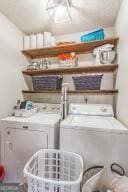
[60,103,128,171]
[1,103,61,183]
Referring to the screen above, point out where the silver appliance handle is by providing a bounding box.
[6,141,13,153]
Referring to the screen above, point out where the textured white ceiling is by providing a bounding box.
[0,0,122,35]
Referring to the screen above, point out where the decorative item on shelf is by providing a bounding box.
[58,52,78,68]
[27,61,39,70]
[27,59,52,71]
[93,44,116,65]
[37,59,43,70]
[100,50,117,65]
[72,74,103,90]
[56,41,76,46]
[45,59,51,69]
[81,28,105,43]
[32,75,63,91]
[38,58,51,69]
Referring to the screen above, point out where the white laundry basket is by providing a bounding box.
[24,149,83,192]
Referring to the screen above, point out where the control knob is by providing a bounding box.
[51,106,55,110]
[42,105,47,110]
[101,107,107,112]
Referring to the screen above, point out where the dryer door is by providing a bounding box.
[4,128,48,183]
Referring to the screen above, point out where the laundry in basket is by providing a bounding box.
[112,176,128,192]
[82,163,127,192]
[82,166,105,192]
[23,149,83,192]
[103,163,127,192]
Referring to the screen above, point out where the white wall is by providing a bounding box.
[0,12,28,120]
[115,0,128,127]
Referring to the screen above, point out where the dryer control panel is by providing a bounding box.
[35,103,61,114]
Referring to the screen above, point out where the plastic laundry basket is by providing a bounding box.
[24,149,83,192]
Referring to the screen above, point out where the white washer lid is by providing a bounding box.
[2,113,60,127]
[61,115,128,133]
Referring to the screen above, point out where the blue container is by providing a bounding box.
[81,29,105,43]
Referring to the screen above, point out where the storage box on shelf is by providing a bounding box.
[32,75,63,91]
[72,74,103,90]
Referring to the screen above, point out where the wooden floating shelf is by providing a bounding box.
[22,90,118,95]
[22,38,119,59]
[22,64,118,76]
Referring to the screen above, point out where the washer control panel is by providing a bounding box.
[69,103,114,117]
[35,103,61,114]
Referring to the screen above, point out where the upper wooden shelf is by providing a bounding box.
[22,64,118,76]
[22,38,119,59]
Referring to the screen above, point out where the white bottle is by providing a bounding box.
[23,36,30,50]
[30,34,37,49]
[36,33,44,48]
[51,36,56,46]
[43,32,52,47]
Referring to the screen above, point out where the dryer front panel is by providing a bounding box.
[4,128,48,183]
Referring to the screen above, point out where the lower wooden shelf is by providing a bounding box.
[22,89,118,95]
